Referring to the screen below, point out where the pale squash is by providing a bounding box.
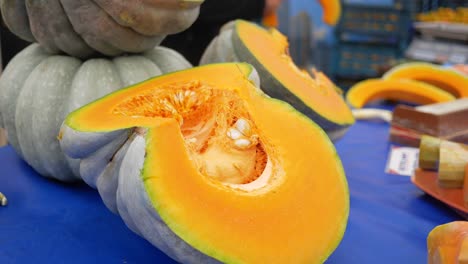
[200,20,354,141]
[0,0,203,58]
[59,63,349,263]
[0,43,192,181]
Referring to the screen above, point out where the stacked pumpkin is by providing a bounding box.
[0,2,351,263]
[0,0,202,181]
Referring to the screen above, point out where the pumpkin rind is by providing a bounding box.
[0,44,192,181]
[79,132,129,188]
[16,56,82,179]
[60,0,165,56]
[96,136,133,214]
[0,0,34,41]
[200,20,354,141]
[25,0,95,58]
[346,79,456,108]
[0,0,203,58]
[59,63,349,263]
[199,22,239,64]
[383,62,468,98]
[59,126,129,159]
[93,0,203,36]
[143,46,193,73]
[0,44,49,158]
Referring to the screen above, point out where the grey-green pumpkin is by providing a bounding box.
[0,43,192,181]
[0,0,204,58]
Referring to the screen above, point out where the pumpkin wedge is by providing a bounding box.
[59,63,349,263]
[346,79,456,108]
[384,62,468,98]
[200,20,354,141]
[428,221,468,264]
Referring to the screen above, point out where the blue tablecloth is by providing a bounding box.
[0,119,461,263]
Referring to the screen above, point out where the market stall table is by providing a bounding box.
[0,116,461,263]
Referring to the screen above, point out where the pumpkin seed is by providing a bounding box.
[234,138,252,149]
[0,192,7,206]
[235,118,251,136]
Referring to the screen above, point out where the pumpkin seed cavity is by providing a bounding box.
[113,80,269,187]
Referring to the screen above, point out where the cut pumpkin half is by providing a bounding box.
[60,63,349,263]
[346,79,456,108]
[384,62,468,98]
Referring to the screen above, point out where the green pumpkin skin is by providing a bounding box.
[1,0,203,58]
[0,43,192,181]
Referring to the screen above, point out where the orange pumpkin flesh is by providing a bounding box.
[318,0,342,25]
[428,222,468,264]
[145,105,346,263]
[384,63,468,98]
[67,64,252,131]
[234,20,354,129]
[346,79,455,108]
[64,63,349,263]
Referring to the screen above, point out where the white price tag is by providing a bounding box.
[385,145,420,176]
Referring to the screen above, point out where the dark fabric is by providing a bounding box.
[161,0,265,65]
[0,23,31,68]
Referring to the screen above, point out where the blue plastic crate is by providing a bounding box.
[344,0,422,11]
[337,5,413,38]
[343,0,394,7]
[338,32,403,45]
[442,0,468,8]
[394,0,423,12]
[416,0,468,12]
[332,43,401,78]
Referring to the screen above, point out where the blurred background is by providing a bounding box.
[278,0,468,89]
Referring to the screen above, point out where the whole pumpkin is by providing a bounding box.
[0,0,204,58]
[0,43,192,181]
